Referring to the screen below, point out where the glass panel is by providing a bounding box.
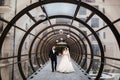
[56,18,71,24]
[29,7,46,21]
[82,0,95,2]
[44,3,77,16]
[103,58,120,80]
[0,20,3,33]
[76,6,92,20]
[0,13,3,34]
[16,14,34,30]
[99,27,120,59]
[91,18,99,28]
[79,7,87,15]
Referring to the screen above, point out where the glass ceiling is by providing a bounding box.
[44,3,77,16]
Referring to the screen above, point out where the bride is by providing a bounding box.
[57,47,75,73]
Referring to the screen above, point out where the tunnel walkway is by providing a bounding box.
[27,57,91,80]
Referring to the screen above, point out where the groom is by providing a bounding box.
[49,46,58,72]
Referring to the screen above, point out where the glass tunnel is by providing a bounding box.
[0,0,120,80]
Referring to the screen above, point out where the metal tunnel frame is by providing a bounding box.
[0,0,120,80]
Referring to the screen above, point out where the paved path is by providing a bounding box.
[27,57,92,80]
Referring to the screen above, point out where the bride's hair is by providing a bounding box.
[64,47,69,51]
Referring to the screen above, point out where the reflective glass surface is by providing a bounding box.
[44,3,77,16]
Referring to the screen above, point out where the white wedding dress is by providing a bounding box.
[57,49,75,73]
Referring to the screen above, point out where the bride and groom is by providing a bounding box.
[49,46,75,73]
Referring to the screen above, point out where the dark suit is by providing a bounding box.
[49,49,58,72]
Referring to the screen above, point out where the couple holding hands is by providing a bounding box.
[49,46,75,73]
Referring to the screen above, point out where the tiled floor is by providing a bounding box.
[27,57,91,80]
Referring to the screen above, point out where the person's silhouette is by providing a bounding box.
[49,46,58,72]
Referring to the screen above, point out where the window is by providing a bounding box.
[0,21,3,33]
[79,7,86,15]
[86,0,95,2]
[0,14,3,33]
[91,18,99,28]
[103,32,106,39]
[0,0,4,6]
[92,44,99,55]
[25,23,28,30]
[82,0,95,2]
[103,45,106,52]
[103,8,105,14]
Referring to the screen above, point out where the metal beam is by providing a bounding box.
[85,12,94,23]
[26,12,37,23]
